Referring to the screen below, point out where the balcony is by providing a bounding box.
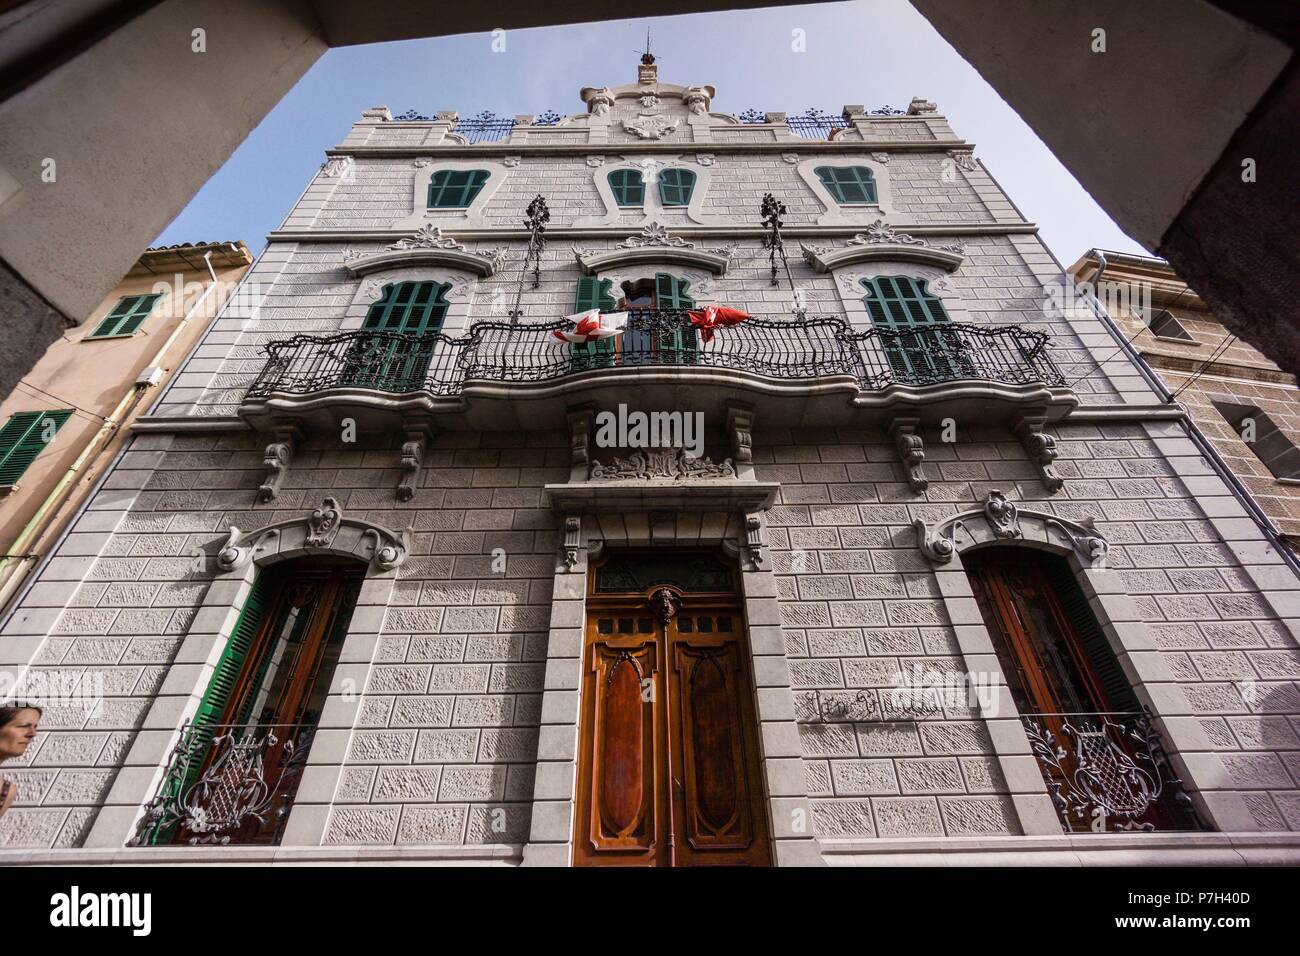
[240,310,1074,431]
[130,723,314,847]
[1020,711,1206,833]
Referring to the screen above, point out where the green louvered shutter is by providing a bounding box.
[1044,560,1140,713]
[189,573,273,747]
[570,277,618,372]
[654,273,697,365]
[0,410,72,486]
[87,294,161,338]
[862,276,962,384]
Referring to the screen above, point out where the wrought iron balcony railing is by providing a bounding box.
[130,722,314,847]
[245,310,1064,401]
[1020,711,1206,833]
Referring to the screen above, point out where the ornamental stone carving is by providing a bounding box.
[695,153,715,166]
[257,427,299,503]
[914,490,1109,567]
[890,419,927,494]
[586,155,606,167]
[319,156,354,179]
[389,224,466,252]
[216,497,411,573]
[622,115,679,140]
[589,448,736,481]
[948,149,978,172]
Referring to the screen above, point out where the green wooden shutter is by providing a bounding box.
[0,410,72,486]
[816,166,877,204]
[654,273,697,364]
[862,276,960,384]
[1044,560,1140,713]
[87,294,161,338]
[570,277,618,371]
[608,169,644,207]
[658,168,696,206]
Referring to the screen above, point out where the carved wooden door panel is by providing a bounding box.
[574,554,770,867]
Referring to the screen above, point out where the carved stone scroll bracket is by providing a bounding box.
[889,418,927,494]
[1015,414,1064,493]
[914,490,1109,568]
[726,403,756,481]
[397,419,435,502]
[567,404,595,483]
[216,527,280,573]
[562,514,583,572]
[743,514,766,570]
[257,425,301,503]
[216,496,412,573]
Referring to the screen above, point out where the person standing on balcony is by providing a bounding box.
[0,705,41,819]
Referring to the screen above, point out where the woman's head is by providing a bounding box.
[0,705,41,760]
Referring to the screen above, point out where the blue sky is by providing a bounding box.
[154,0,1147,267]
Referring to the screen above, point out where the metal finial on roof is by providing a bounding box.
[639,28,655,64]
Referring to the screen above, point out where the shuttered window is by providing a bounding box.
[0,410,72,486]
[86,294,161,339]
[1043,558,1140,713]
[815,165,878,204]
[658,168,696,206]
[427,169,489,208]
[653,273,697,364]
[608,169,645,207]
[861,275,961,383]
[363,281,450,334]
[569,276,619,372]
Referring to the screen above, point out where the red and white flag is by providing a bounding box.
[553,310,628,344]
[687,305,751,343]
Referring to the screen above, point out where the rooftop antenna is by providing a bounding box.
[638,28,655,64]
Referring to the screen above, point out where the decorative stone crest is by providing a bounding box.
[306,497,343,547]
[412,158,433,168]
[907,97,938,115]
[388,224,466,252]
[586,155,606,167]
[684,90,710,115]
[502,155,522,167]
[889,419,927,493]
[849,220,928,247]
[639,92,660,109]
[870,152,890,164]
[695,153,715,166]
[622,115,679,140]
[914,490,1109,567]
[589,448,736,481]
[617,222,696,249]
[782,153,800,164]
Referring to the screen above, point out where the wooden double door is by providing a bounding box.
[575,553,771,866]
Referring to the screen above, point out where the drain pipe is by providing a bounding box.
[1081,248,1300,576]
[0,257,224,613]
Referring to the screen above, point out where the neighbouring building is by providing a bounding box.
[1071,249,1300,551]
[0,242,253,620]
[1,59,1298,865]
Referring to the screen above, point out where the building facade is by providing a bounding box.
[1071,250,1300,550]
[0,242,253,618]
[1,62,1299,865]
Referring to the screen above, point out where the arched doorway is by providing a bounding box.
[965,547,1202,832]
[574,551,771,866]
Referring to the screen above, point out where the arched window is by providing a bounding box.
[860,275,960,383]
[426,169,489,208]
[658,168,696,207]
[815,165,877,204]
[363,281,451,334]
[608,169,645,207]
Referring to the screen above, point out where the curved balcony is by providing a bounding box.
[240,310,1075,431]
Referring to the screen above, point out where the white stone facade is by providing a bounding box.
[2,66,1298,865]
